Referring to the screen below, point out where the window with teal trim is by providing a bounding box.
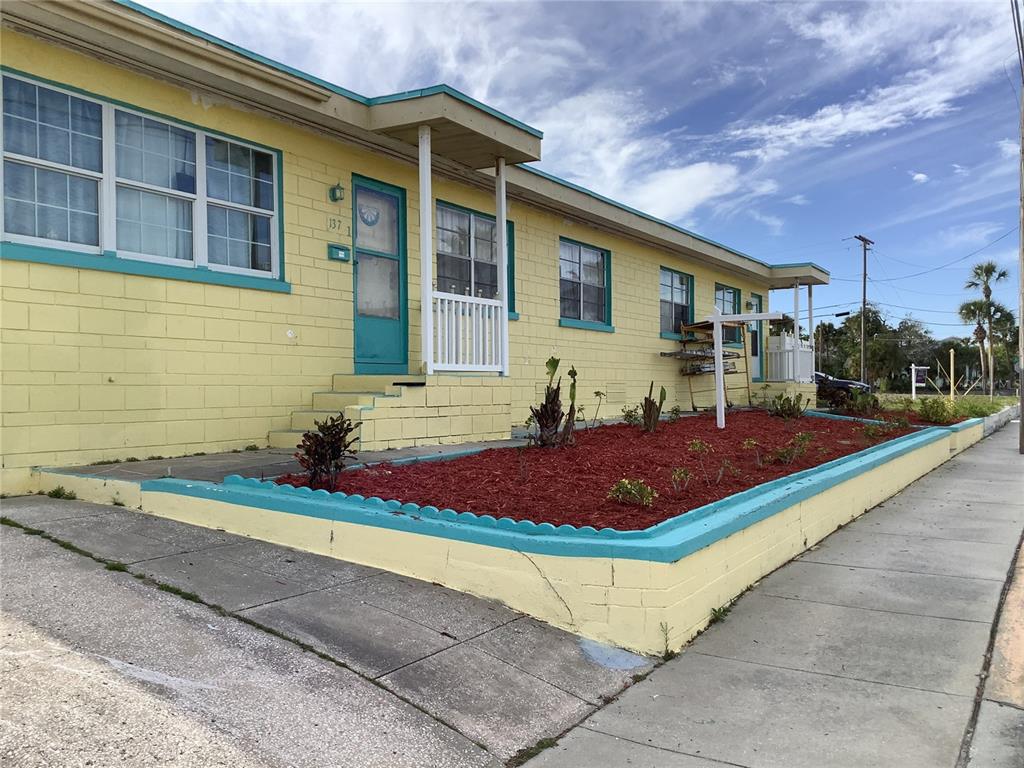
[435,201,516,314]
[715,284,741,343]
[659,267,691,335]
[559,238,609,325]
[1,73,283,282]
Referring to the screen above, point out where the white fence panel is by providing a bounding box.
[432,292,503,372]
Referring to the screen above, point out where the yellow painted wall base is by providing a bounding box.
[16,426,959,654]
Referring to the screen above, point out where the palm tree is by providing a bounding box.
[958,299,988,386]
[964,261,1009,396]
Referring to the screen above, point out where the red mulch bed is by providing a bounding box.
[277,411,915,531]
[838,408,966,427]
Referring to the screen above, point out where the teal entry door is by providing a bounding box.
[353,177,408,374]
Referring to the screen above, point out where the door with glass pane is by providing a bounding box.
[749,293,763,381]
[353,177,407,374]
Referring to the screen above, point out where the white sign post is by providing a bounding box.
[704,307,784,429]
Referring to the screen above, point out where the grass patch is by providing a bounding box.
[46,486,77,500]
[507,738,559,767]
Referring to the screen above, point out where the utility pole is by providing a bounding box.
[854,235,874,387]
[1012,0,1024,453]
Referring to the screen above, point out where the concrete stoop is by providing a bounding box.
[268,374,513,451]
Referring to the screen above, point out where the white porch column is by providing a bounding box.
[418,126,434,374]
[807,283,814,353]
[792,281,800,380]
[495,156,510,376]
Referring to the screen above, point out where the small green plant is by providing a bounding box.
[765,392,808,419]
[90,458,122,466]
[244,444,260,451]
[670,467,692,494]
[845,390,880,417]
[124,457,139,462]
[916,397,953,424]
[688,438,713,484]
[667,404,684,422]
[741,437,762,467]
[621,404,642,427]
[715,459,741,485]
[861,422,897,442]
[111,493,125,507]
[591,390,606,427]
[146,455,165,461]
[560,366,579,445]
[659,621,678,661]
[46,486,76,500]
[641,382,667,433]
[709,603,732,625]
[529,357,570,447]
[766,431,815,465]
[607,478,658,507]
[574,405,587,424]
[295,413,360,488]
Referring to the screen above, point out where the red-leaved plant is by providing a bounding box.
[294,414,360,489]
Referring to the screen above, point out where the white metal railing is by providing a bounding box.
[432,291,503,371]
[766,334,814,383]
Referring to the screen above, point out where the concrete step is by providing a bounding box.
[291,409,370,431]
[330,374,426,392]
[311,391,376,411]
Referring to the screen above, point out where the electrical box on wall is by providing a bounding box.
[327,244,351,262]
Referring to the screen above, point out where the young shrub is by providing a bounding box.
[916,397,953,424]
[621,404,642,427]
[559,366,579,445]
[765,392,808,419]
[715,459,740,485]
[294,413,360,488]
[607,479,658,507]
[845,390,880,417]
[688,438,713,485]
[591,390,607,428]
[741,437,762,468]
[669,467,692,494]
[530,356,566,446]
[641,382,667,433]
[667,405,685,422]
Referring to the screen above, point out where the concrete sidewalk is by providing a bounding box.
[530,423,1024,768]
[0,497,650,766]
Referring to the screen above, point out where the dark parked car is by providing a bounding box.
[815,372,870,406]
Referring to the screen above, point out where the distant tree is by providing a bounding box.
[964,260,1010,396]
[957,299,989,386]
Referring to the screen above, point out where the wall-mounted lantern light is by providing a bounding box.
[328,183,344,203]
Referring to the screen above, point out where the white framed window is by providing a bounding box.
[435,202,498,298]
[1,74,280,279]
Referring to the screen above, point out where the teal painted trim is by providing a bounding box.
[723,342,744,349]
[352,174,408,375]
[1,69,287,282]
[367,85,543,138]
[139,424,948,563]
[327,244,351,262]
[435,200,516,314]
[558,236,612,327]
[0,242,291,293]
[112,2,541,138]
[559,318,615,333]
[942,417,984,432]
[521,165,830,277]
[660,331,683,341]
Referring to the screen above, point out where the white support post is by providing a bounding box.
[418,126,434,374]
[792,281,800,342]
[911,364,918,401]
[807,283,814,357]
[712,309,726,429]
[495,157,510,376]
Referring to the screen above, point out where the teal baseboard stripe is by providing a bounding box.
[140,425,948,563]
[1,242,291,293]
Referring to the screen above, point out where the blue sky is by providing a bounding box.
[146,0,1021,338]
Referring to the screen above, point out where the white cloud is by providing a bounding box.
[784,194,809,205]
[908,171,929,184]
[936,222,1004,248]
[747,210,784,235]
[997,138,1019,159]
[951,163,969,176]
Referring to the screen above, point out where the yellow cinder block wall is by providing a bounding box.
[1,30,772,490]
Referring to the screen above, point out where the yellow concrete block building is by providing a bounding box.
[0,1,826,493]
